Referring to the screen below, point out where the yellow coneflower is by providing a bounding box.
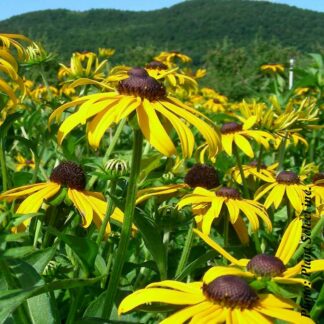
[15,154,35,171]
[154,50,192,66]
[202,95,228,113]
[177,186,272,242]
[195,223,324,288]
[49,67,221,159]
[231,161,278,185]
[255,170,306,214]
[98,48,115,58]
[31,84,58,101]
[118,275,313,323]
[0,161,127,234]
[220,120,273,159]
[260,63,284,73]
[58,52,107,81]
[0,33,31,58]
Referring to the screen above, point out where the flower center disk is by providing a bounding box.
[247,254,286,277]
[184,164,219,189]
[50,161,86,190]
[220,122,243,134]
[276,171,300,184]
[248,160,266,169]
[203,275,258,309]
[216,187,241,199]
[117,67,166,101]
[145,61,168,70]
[313,172,324,186]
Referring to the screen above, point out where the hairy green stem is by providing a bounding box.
[0,139,9,191]
[42,206,57,248]
[87,119,126,190]
[101,129,143,319]
[96,180,117,245]
[278,131,288,171]
[175,221,194,277]
[233,144,249,198]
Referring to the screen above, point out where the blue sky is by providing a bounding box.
[0,0,323,21]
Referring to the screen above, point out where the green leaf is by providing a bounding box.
[47,227,98,273]
[138,153,163,184]
[2,246,35,258]
[23,247,56,274]
[12,172,34,187]
[133,210,167,279]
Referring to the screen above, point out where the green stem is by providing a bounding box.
[87,119,126,190]
[101,129,143,319]
[175,221,194,278]
[286,199,292,225]
[39,65,52,100]
[33,219,42,248]
[291,216,324,264]
[278,131,288,171]
[0,138,9,191]
[96,180,117,245]
[66,288,83,324]
[42,206,57,248]
[256,146,264,172]
[233,144,249,198]
[253,232,262,254]
[310,279,324,320]
[223,214,229,248]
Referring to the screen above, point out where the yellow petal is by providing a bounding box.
[16,183,61,214]
[286,185,304,213]
[201,199,223,234]
[0,183,50,201]
[222,134,234,156]
[234,134,254,158]
[275,217,302,264]
[118,288,205,315]
[147,280,202,294]
[254,182,276,201]
[161,302,211,324]
[193,229,240,265]
[264,184,285,209]
[137,99,176,157]
[232,216,250,245]
[68,189,93,228]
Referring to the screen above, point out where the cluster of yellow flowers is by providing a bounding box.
[0,33,323,323]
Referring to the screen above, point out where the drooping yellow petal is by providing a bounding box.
[232,216,250,245]
[68,189,93,228]
[254,182,276,201]
[118,288,205,315]
[258,293,295,309]
[155,102,194,158]
[0,183,50,201]
[190,305,224,324]
[275,217,302,264]
[160,302,211,324]
[137,99,176,157]
[222,134,234,156]
[238,309,272,324]
[193,229,240,265]
[283,261,303,277]
[307,260,324,273]
[234,134,254,158]
[273,277,307,285]
[264,184,285,209]
[201,199,223,234]
[226,199,240,223]
[136,184,187,204]
[286,185,304,213]
[147,280,202,295]
[16,182,61,214]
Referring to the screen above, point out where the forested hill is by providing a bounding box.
[1,0,324,63]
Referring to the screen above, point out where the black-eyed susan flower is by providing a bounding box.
[118,275,313,323]
[177,186,272,240]
[220,121,273,158]
[15,154,35,171]
[255,170,306,214]
[98,47,115,59]
[195,219,324,286]
[0,161,126,234]
[154,50,191,66]
[49,67,221,159]
[231,160,278,185]
[260,63,284,74]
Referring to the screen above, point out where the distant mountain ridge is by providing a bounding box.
[0,0,323,63]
